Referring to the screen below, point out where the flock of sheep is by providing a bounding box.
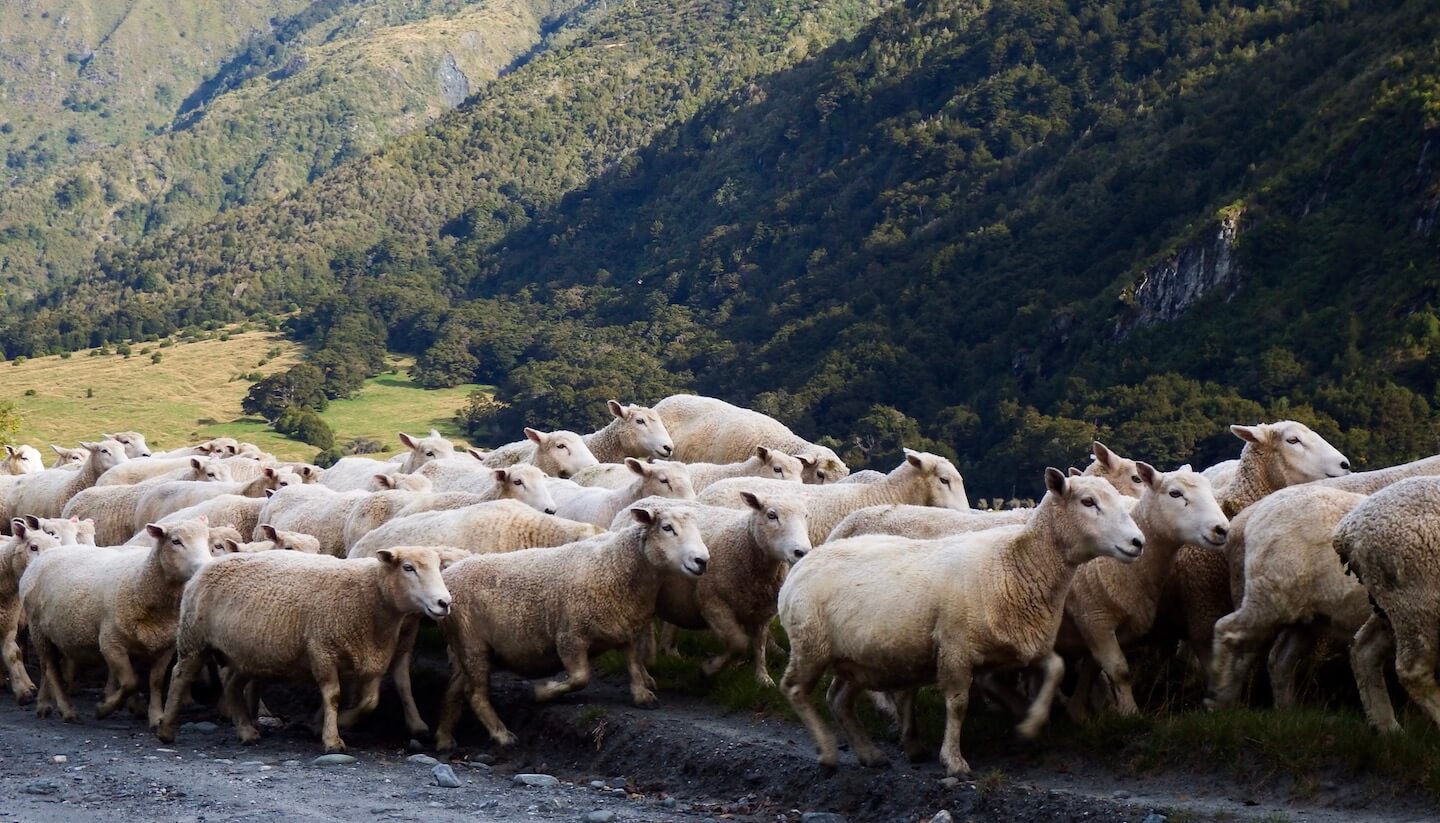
[1,394,1439,777]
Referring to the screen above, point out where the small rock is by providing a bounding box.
[1111,790,1131,800]
[584,812,616,823]
[513,773,560,789]
[408,754,440,766]
[21,779,61,795]
[312,754,357,766]
[433,763,462,789]
[181,721,219,733]
[801,814,848,823]
[610,788,627,797]
[1142,815,1167,823]
[281,760,301,767]
[939,777,960,789]
[214,758,234,764]
[661,797,677,809]
[590,780,607,790]
[239,760,266,767]
[51,755,68,764]
[930,813,955,823]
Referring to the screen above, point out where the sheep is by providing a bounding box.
[124,494,267,547]
[615,494,810,686]
[15,515,97,547]
[348,500,603,559]
[434,506,710,749]
[103,432,153,459]
[777,470,1145,775]
[550,458,695,528]
[320,431,456,491]
[827,504,1029,541]
[1057,463,1229,717]
[65,458,234,546]
[7,440,129,523]
[19,518,213,726]
[574,446,805,492]
[1081,441,1148,498]
[132,467,300,536]
[1332,477,1440,733]
[654,394,849,484]
[155,547,451,751]
[418,457,557,510]
[256,485,369,559]
[837,470,885,484]
[97,455,230,487]
[1,445,44,475]
[151,437,240,458]
[372,471,434,493]
[484,401,676,467]
[337,474,440,550]
[49,445,89,469]
[1158,421,1350,675]
[0,520,63,701]
[475,428,599,478]
[699,449,968,546]
[218,525,321,555]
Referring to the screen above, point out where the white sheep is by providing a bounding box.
[7,440,129,523]
[654,394,849,484]
[836,470,885,485]
[218,525,322,554]
[348,500,603,559]
[778,470,1145,775]
[484,401,676,467]
[48,444,88,469]
[434,506,710,749]
[65,457,234,546]
[20,518,213,726]
[320,431,456,491]
[827,504,1029,541]
[1081,441,1148,497]
[132,467,299,536]
[338,473,441,550]
[476,428,599,478]
[550,459,695,528]
[104,431,153,459]
[1,445,44,475]
[123,494,267,547]
[418,457,558,510]
[155,547,452,751]
[699,449,968,545]
[14,514,97,547]
[0,520,62,701]
[573,446,805,492]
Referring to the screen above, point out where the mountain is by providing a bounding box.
[3,0,1438,498]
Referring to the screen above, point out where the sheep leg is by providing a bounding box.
[622,642,659,707]
[390,617,429,738]
[448,644,517,746]
[1207,607,1275,709]
[829,677,887,768]
[936,664,975,777]
[219,670,261,744]
[1391,611,1440,732]
[637,623,657,667]
[434,670,467,752]
[895,689,926,761]
[751,622,774,689]
[658,623,679,657]
[533,635,591,702]
[34,634,76,721]
[1351,614,1400,733]
[337,675,383,730]
[314,662,347,752]
[145,649,173,730]
[1266,626,1314,708]
[156,652,206,743]
[1016,653,1064,740]
[698,605,752,682]
[1079,625,1137,716]
[1066,657,1100,722]
[2,619,36,703]
[95,635,140,720]
[780,650,839,769]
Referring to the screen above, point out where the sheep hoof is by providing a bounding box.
[857,751,890,769]
[14,687,36,706]
[155,727,176,744]
[34,704,52,719]
[755,674,777,690]
[323,741,347,754]
[434,736,456,753]
[940,756,972,778]
[407,724,432,740]
[631,687,659,708]
[492,730,518,747]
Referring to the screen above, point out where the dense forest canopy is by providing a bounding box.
[1,0,1437,499]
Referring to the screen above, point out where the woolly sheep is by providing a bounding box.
[132,467,299,536]
[96,455,229,487]
[218,525,321,554]
[20,519,212,726]
[837,470,885,484]
[654,394,849,484]
[418,458,558,512]
[484,401,675,467]
[125,494,266,547]
[434,506,709,749]
[348,500,603,559]
[1,445,44,475]
[49,445,88,469]
[777,470,1145,775]
[1081,441,1148,498]
[699,449,967,545]
[16,514,97,547]
[0,520,62,701]
[337,474,446,551]
[104,431,153,459]
[1332,477,1440,733]
[7,440,129,523]
[151,437,241,458]
[615,494,810,686]
[827,504,1029,541]
[320,431,455,491]
[574,446,805,492]
[156,547,451,751]
[550,459,695,527]
[476,428,599,478]
[65,457,233,546]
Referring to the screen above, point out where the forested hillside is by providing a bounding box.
[3,0,1438,498]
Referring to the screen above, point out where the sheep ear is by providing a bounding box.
[375,549,398,565]
[146,523,166,540]
[492,469,510,483]
[1136,461,1159,489]
[739,491,764,511]
[903,449,924,469]
[1044,467,1067,496]
[261,525,278,541]
[524,427,544,444]
[465,447,486,461]
[10,520,27,538]
[398,432,419,450]
[1178,463,1193,473]
[220,539,242,554]
[4,446,14,457]
[373,474,396,489]
[1067,467,1083,477]
[190,457,203,470]
[795,454,817,468]
[607,399,625,419]
[1092,441,1116,469]
[69,516,79,523]
[263,466,277,478]
[625,457,646,475]
[50,444,64,455]
[429,430,442,440]
[264,489,277,498]
[436,547,470,569]
[1230,424,1264,445]
[631,507,657,526]
[80,441,99,451]
[754,445,770,461]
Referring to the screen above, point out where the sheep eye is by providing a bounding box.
[1286,437,1300,445]
[940,478,951,486]
[661,478,671,486]
[1081,498,1096,508]
[1131,475,1142,484]
[425,451,435,457]
[662,524,675,534]
[171,538,182,546]
[1169,490,1183,499]
[817,472,827,480]
[766,511,778,521]
[637,419,647,426]
[402,563,415,573]
[513,479,524,487]
[773,467,783,474]
[557,444,568,450]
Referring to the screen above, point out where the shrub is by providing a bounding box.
[313,447,343,469]
[274,406,335,450]
[344,437,385,456]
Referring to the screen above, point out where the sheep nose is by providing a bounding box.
[1214,525,1228,539]
[793,549,807,560]
[1339,460,1351,471]
[693,557,708,572]
[544,508,557,515]
[437,599,450,610]
[1131,537,1144,550]
[661,444,673,456]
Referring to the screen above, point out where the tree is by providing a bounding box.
[274,406,335,449]
[242,364,328,421]
[0,401,21,444]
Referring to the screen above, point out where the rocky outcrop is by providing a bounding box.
[438,53,471,108]
[1115,209,1244,336]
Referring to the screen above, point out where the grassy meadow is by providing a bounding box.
[0,330,484,461]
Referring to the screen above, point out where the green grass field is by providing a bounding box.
[0,330,485,461]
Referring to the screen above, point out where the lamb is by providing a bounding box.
[483,401,676,467]
[654,394,849,484]
[7,440,129,523]
[218,525,322,554]
[155,547,451,751]
[827,504,1029,541]
[1056,463,1229,716]
[132,467,300,536]
[104,432,153,459]
[573,446,805,492]
[348,500,603,559]
[615,494,810,686]
[434,506,710,749]
[777,470,1145,775]
[19,519,213,727]
[476,428,599,478]
[65,457,234,546]
[699,449,968,546]
[550,459,696,528]
[48,445,89,468]
[319,431,455,491]
[1332,477,1440,733]
[1,445,44,475]
[0,520,62,701]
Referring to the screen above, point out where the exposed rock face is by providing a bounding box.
[1116,209,1243,336]
[438,52,471,108]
